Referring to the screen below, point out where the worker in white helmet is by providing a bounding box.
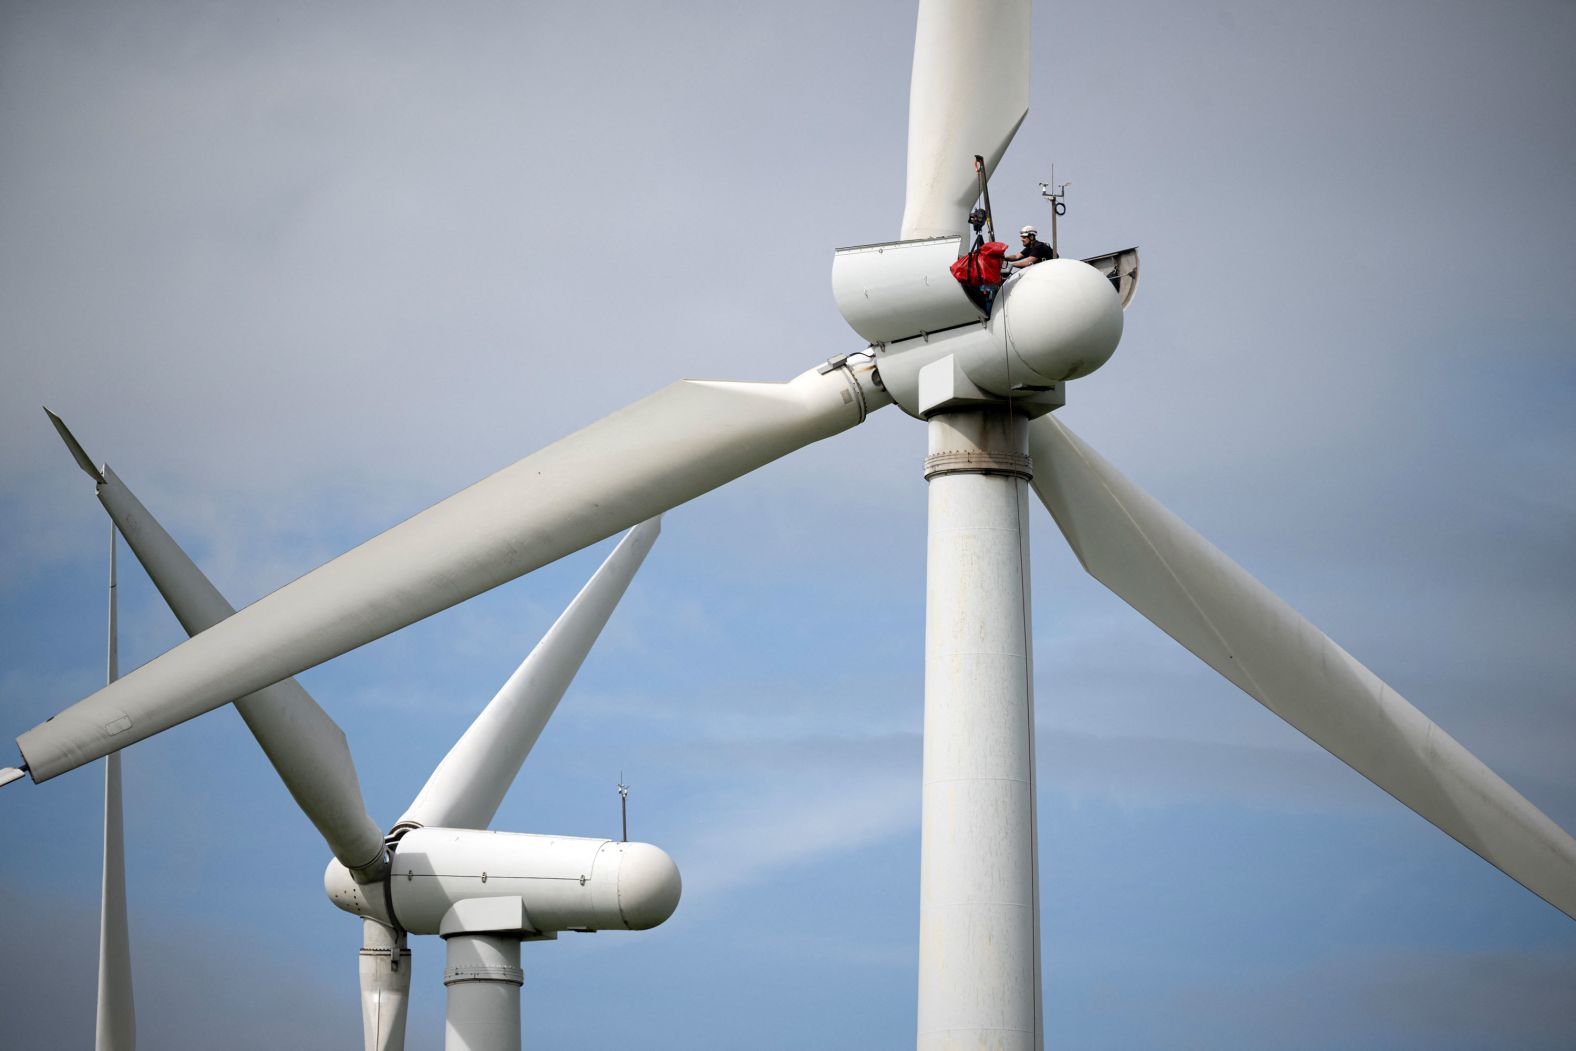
[1005,225,1057,269]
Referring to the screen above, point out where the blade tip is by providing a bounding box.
[42,407,105,484]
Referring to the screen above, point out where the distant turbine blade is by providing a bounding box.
[98,526,134,1051]
[37,412,385,876]
[901,0,1031,240]
[15,362,887,784]
[399,518,662,833]
[1028,415,1576,920]
[95,466,388,877]
[46,406,105,484]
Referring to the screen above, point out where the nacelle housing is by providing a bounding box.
[831,237,1124,419]
[325,828,681,937]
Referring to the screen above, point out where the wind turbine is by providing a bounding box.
[5,2,1575,1048]
[24,414,141,1049]
[97,493,135,1051]
[38,414,677,1050]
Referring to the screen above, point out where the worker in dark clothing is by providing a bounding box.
[1005,225,1057,270]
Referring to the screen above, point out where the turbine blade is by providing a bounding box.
[1027,415,1576,920]
[97,753,135,1051]
[96,466,387,876]
[399,518,662,833]
[15,362,886,784]
[359,920,411,1051]
[41,408,385,874]
[46,407,105,484]
[901,0,1031,240]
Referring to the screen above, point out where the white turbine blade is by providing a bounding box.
[47,406,105,484]
[97,754,134,1050]
[96,464,387,877]
[399,518,662,833]
[359,919,410,1051]
[900,0,1031,240]
[38,412,386,874]
[1028,415,1576,919]
[15,363,886,784]
[97,526,134,1051]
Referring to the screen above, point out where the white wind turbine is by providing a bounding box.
[96,482,135,1051]
[6,1,1575,1047]
[12,413,140,1050]
[38,413,677,1051]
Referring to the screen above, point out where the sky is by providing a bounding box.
[2,0,1575,1047]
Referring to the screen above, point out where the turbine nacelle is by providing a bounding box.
[889,259,1123,407]
[325,828,682,937]
[831,237,1122,419]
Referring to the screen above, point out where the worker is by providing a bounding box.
[1005,225,1056,269]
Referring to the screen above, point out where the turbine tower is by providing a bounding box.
[7,2,1575,1047]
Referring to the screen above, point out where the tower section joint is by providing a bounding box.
[923,449,1033,481]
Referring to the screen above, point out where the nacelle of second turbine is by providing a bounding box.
[325,828,681,936]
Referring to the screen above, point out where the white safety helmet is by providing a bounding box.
[1020,225,1037,236]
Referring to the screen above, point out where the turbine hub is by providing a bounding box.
[994,258,1123,385]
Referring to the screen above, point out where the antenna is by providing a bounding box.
[1038,168,1071,258]
[617,774,630,842]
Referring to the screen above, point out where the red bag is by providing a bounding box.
[950,242,1007,287]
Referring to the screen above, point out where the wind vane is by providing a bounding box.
[617,774,630,842]
[1038,167,1070,257]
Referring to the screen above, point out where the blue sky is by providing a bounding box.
[3,1,1575,1047]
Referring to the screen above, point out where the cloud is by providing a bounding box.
[622,734,921,901]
